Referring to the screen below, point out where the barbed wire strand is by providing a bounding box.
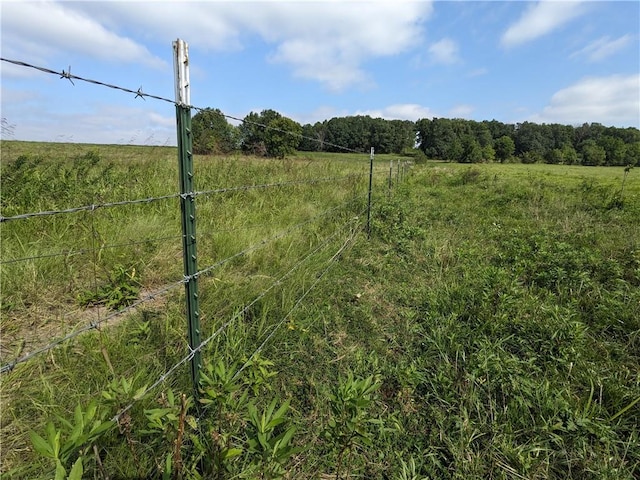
[231,221,360,381]
[1,184,362,265]
[189,198,359,281]
[0,193,181,223]
[1,58,377,157]
[0,198,360,374]
[191,173,362,199]
[113,214,361,421]
[0,173,363,224]
[0,58,176,106]
[0,234,182,265]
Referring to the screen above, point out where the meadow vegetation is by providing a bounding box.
[1,141,638,479]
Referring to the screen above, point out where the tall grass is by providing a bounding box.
[1,144,638,478]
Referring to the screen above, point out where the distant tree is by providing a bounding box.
[470,121,493,147]
[370,118,393,153]
[482,144,496,163]
[240,109,282,155]
[545,148,564,165]
[388,120,416,154]
[574,122,606,147]
[561,144,579,165]
[484,119,515,140]
[298,124,316,152]
[428,118,459,160]
[494,135,515,163]
[264,117,302,158]
[624,142,640,167]
[514,122,547,157]
[521,151,543,164]
[580,139,606,166]
[460,135,482,163]
[549,123,574,149]
[598,135,627,166]
[299,121,329,152]
[447,136,464,162]
[192,108,236,155]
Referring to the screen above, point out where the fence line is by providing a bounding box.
[0,193,182,223]
[0,174,361,224]
[0,49,414,477]
[1,189,364,266]
[1,57,370,156]
[0,195,362,374]
[113,212,362,421]
[0,52,402,376]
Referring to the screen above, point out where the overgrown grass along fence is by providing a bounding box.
[3,53,638,479]
[0,52,411,478]
[0,137,409,476]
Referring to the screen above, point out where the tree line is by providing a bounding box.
[192,107,640,166]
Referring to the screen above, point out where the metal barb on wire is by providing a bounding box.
[0,192,181,223]
[60,65,75,85]
[2,57,373,158]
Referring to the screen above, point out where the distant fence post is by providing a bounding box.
[388,159,393,192]
[174,39,202,395]
[366,147,374,238]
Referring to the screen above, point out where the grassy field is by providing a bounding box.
[1,141,639,479]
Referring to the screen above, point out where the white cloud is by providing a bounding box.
[290,106,350,126]
[355,104,436,121]
[65,1,434,92]
[570,35,633,62]
[428,38,460,65]
[501,0,588,48]
[530,74,640,127]
[3,103,176,145]
[449,104,475,118]
[1,1,166,69]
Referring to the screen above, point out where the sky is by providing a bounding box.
[1,0,639,146]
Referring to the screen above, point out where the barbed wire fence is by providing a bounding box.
[0,40,411,474]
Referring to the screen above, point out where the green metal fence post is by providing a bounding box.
[173,39,201,395]
[366,147,374,238]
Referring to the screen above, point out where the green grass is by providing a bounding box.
[1,142,639,479]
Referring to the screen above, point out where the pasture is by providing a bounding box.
[1,141,638,479]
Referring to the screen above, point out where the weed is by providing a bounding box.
[77,264,141,310]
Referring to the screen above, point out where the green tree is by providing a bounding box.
[580,139,606,166]
[482,144,495,163]
[624,142,640,167]
[240,109,283,156]
[561,144,579,165]
[264,117,302,158]
[299,121,328,152]
[598,135,627,166]
[494,136,515,163]
[514,122,549,157]
[192,108,237,155]
[460,135,482,163]
[545,148,563,165]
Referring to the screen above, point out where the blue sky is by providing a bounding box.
[1,0,639,145]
